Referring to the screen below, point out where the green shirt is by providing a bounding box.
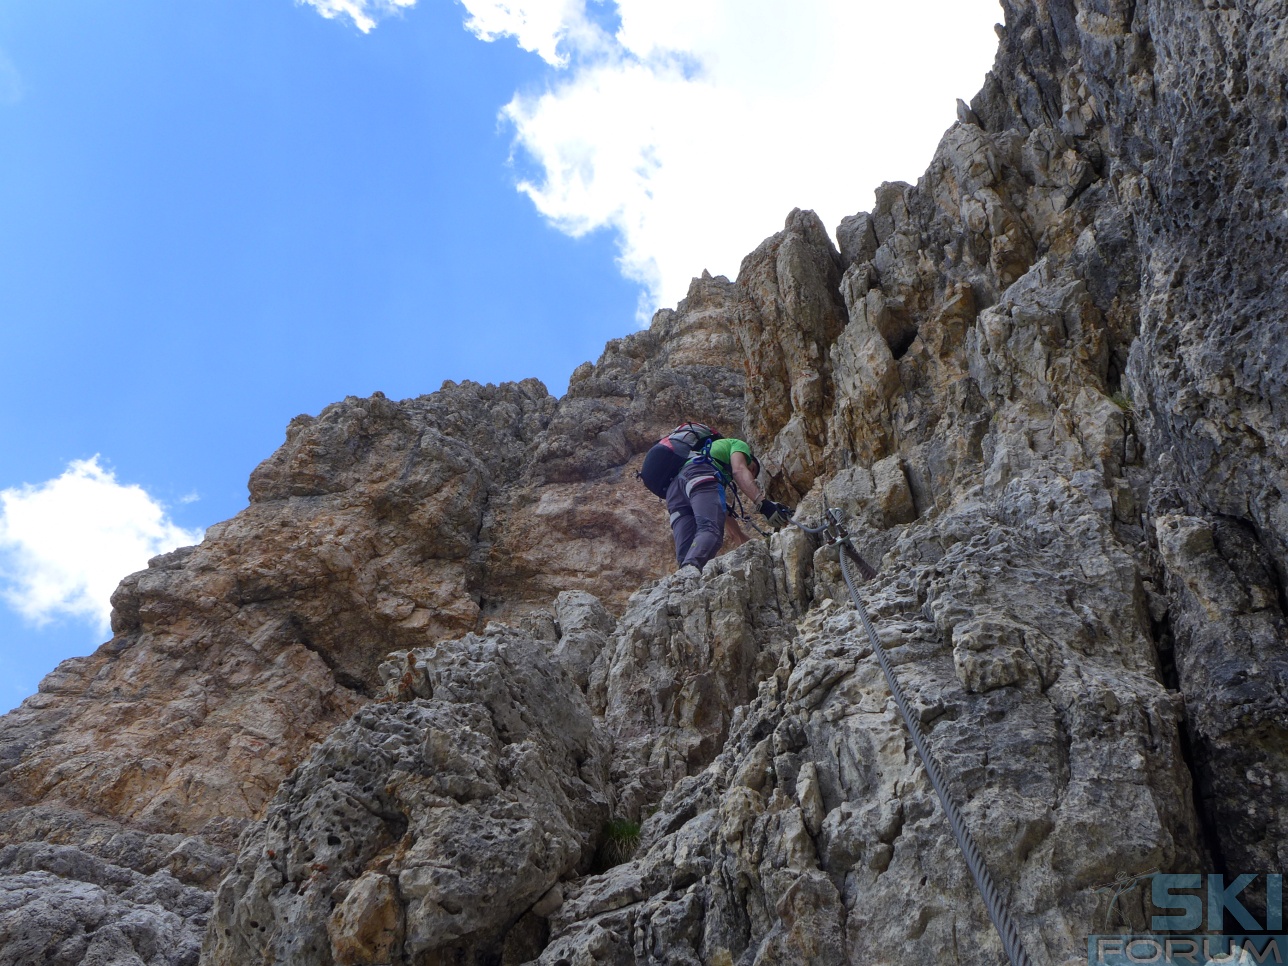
[690,437,753,485]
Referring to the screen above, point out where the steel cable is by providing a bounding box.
[789,519,831,535]
[838,548,1034,966]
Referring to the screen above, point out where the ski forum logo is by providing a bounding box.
[1089,873,1285,964]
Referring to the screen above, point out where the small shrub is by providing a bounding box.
[594,818,641,871]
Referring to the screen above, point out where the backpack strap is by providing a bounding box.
[689,438,733,486]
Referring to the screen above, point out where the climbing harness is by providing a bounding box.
[797,498,1034,966]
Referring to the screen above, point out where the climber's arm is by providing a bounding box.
[730,451,763,505]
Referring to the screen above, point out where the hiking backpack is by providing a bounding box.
[638,422,722,498]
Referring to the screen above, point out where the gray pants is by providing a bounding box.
[666,462,726,569]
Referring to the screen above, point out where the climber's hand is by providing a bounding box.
[759,500,792,529]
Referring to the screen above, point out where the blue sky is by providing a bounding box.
[0,0,1001,713]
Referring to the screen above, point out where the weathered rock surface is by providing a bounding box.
[203,631,611,965]
[733,209,849,499]
[3,0,1287,962]
[537,476,1203,965]
[592,544,794,824]
[0,841,212,966]
[0,305,745,853]
[967,0,1288,879]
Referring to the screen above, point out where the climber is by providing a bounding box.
[667,436,791,574]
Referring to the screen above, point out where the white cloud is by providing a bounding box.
[297,0,416,33]
[495,0,1004,318]
[0,457,204,635]
[302,0,1003,319]
[456,0,609,65]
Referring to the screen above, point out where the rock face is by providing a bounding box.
[592,545,794,824]
[3,0,1287,963]
[537,482,1201,964]
[203,631,611,965]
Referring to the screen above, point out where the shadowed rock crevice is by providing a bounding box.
[288,615,375,698]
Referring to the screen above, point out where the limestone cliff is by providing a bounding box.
[2,1,1286,963]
